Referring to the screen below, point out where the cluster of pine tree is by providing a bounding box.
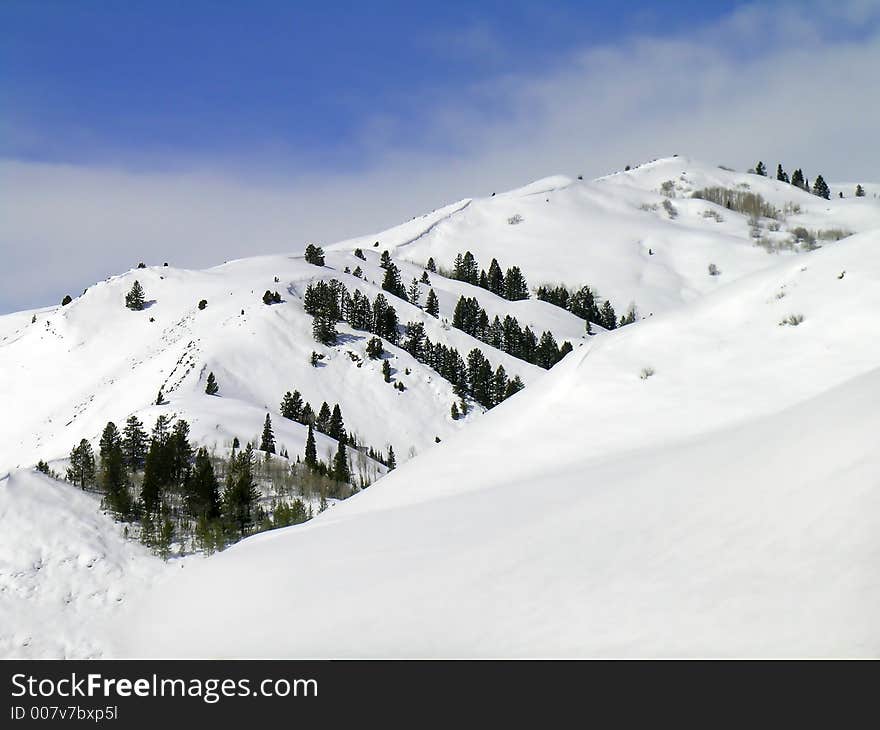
[451,295,572,368]
[63,414,318,558]
[764,162,831,200]
[445,251,529,301]
[304,279,401,346]
[280,391,391,483]
[535,284,635,330]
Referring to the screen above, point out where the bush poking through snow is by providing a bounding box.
[779,314,804,327]
[507,214,524,225]
[661,199,678,219]
[640,367,655,380]
[708,263,721,277]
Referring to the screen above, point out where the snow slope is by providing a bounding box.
[329,156,880,316]
[115,229,880,657]
[0,470,161,658]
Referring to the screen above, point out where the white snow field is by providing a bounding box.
[2,156,879,657]
[0,470,161,658]
[116,229,880,658]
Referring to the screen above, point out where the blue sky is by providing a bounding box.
[2,0,880,312]
[2,0,738,172]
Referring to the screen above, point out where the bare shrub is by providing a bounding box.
[692,187,778,219]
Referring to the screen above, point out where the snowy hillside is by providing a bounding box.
[0,470,161,658]
[116,229,880,657]
[2,155,880,658]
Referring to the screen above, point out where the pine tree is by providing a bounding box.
[426,257,436,272]
[812,175,830,200]
[304,423,317,468]
[755,161,766,176]
[122,415,148,470]
[61,294,72,306]
[328,404,346,444]
[600,300,617,330]
[407,278,421,306]
[791,168,806,190]
[186,447,221,519]
[312,313,337,345]
[382,359,392,382]
[487,258,505,295]
[450,402,460,420]
[99,422,131,516]
[386,445,396,471]
[425,288,439,318]
[125,280,146,310]
[316,402,332,433]
[380,250,392,269]
[503,266,529,300]
[381,263,408,301]
[366,336,384,359]
[66,439,96,490]
[222,443,261,536]
[855,184,866,197]
[280,390,303,420]
[420,271,430,284]
[333,439,350,483]
[260,413,276,454]
[304,244,325,266]
[354,248,366,260]
[156,388,165,405]
[777,164,789,183]
[300,402,315,426]
[205,371,219,395]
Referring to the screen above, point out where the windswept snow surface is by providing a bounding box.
[116,231,880,658]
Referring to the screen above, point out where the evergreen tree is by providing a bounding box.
[61,294,72,306]
[600,300,617,330]
[503,266,529,300]
[426,257,436,272]
[328,404,346,444]
[386,445,396,471]
[222,444,261,536]
[791,168,806,189]
[420,270,430,284]
[382,359,392,382]
[312,313,338,345]
[205,371,219,395]
[354,247,366,260]
[755,161,766,176]
[451,402,460,420]
[535,331,560,369]
[381,262,408,300]
[380,250,392,269]
[122,415,148,470]
[333,439,350,483]
[66,439,96,490]
[304,423,317,468]
[366,336,384,359]
[425,288,439,318]
[777,164,789,183]
[505,375,525,399]
[99,422,131,516]
[300,402,315,426]
[185,447,221,519]
[855,184,866,197]
[280,390,303,420]
[125,280,146,310]
[169,419,193,488]
[260,413,276,454]
[316,402,332,433]
[304,244,325,266]
[407,278,421,306]
[156,388,165,405]
[487,258,505,295]
[812,175,830,200]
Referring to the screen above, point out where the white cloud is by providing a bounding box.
[3,1,880,312]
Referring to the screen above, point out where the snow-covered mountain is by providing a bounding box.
[2,156,879,657]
